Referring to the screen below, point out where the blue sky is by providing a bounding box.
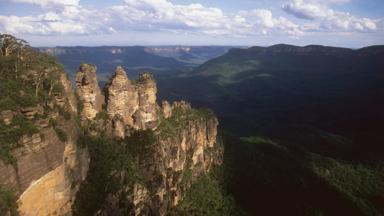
[0,0,383,47]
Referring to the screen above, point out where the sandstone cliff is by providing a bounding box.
[0,71,89,216]
[73,66,223,216]
[98,103,222,216]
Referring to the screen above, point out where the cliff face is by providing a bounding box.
[0,72,89,216]
[100,103,222,216]
[73,66,223,216]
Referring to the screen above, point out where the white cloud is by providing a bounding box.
[239,9,303,35]
[0,0,381,39]
[108,0,259,37]
[11,0,79,7]
[0,5,110,35]
[282,0,378,32]
[0,0,303,37]
[282,0,331,20]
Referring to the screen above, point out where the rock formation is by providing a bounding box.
[132,103,221,215]
[133,72,158,130]
[1,59,222,216]
[75,63,104,120]
[106,66,138,129]
[105,67,159,137]
[86,100,222,216]
[73,66,222,215]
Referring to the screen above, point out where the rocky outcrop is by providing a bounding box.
[134,72,158,130]
[20,105,44,120]
[140,105,221,215]
[1,110,14,125]
[106,67,159,136]
[71,65,222,216]
[161,101,172,119]
[106,66,138,128]
[75,64,104,120]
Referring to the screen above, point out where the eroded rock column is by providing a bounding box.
[134,72,159,130]
[106,66,139,127]
[75,64,104,120]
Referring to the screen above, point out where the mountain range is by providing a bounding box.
[40,46,232,82]
[156,44,384,215]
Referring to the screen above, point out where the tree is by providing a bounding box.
[0,34,28,57]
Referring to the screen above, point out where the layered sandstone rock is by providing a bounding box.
[0,73,89,216]
[105,67,159,137]
[1,110,14,125]
[106,66,138,128]
[17,139,89,216]
[134,72,158,130]
[75,64,104,120]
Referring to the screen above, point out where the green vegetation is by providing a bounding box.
[226,135,384,215]
[0,115,39,165]
[73,130,156,216]
[0,34,69,164]
[157,107,215,138]
[307,154,384,215]
[157,44,384,215]
[58,106,71,120]
[168,174,244,216]
[95,111,109,121]
[0,186,19,216]
[54,127,68,142]
[75,93,84,116]
[0,36,65,111]
[49,118,68,142]
[195,60,260,85]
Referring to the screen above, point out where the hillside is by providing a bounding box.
[144,46,233,64]
[156,44,384,215]
[158,44,384,159]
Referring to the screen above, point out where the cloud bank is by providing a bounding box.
[0,0,382,44]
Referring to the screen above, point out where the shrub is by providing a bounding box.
[0,115,39,165]
[0,186,19,216]
[73,133,150,215]
[58,106,71,120]
[54,127,68,142]
[157,107,215,139]
[95,111,109,121]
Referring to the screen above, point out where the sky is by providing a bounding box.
[0,0,383,47]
